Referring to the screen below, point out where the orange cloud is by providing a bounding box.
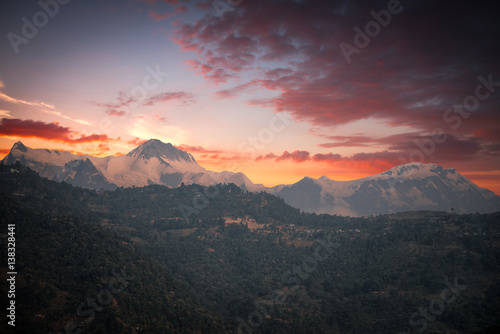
[128,137,147,146]
[175,144,222,154]
[107,109,127,117]
[257,149,403,175]
[0,118,111,144]
[257,151,314,163]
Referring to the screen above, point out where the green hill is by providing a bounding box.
[1,163,499,333]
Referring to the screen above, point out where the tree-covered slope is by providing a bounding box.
[1,163,500,333]
[0,196,227,333]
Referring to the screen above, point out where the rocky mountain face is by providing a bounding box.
[126,139,197,163]
[270,163,500,216]
[3,140,500,216]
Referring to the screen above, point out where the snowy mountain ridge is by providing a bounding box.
[2,139,263,191]
[3,139,500,216]
[270,162,500,216]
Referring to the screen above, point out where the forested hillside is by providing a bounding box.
[1,163,499,333]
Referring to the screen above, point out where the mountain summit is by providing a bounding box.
[127,139,197,163]
[11,141,28,153]
[270,162,500,216]
[3,140,499,216]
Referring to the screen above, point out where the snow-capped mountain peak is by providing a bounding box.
[12,141,28,153]
[379,162,449,179]
[270,162,500,216]
[127,139,196,163]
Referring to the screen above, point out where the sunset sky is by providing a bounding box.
[1,0,499,193]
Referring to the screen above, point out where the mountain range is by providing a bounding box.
[2,139,259,191]
[3,139,500,216]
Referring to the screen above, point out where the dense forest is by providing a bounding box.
[1,163,499,333]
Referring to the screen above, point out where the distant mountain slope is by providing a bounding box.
[270,163,500,216]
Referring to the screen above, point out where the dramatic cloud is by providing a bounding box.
[173,0,500,150]
[143,91,195,106]
[0,118,110,143]
[255,153,277,161]
[0,91,55,110]
[148,5,188,21]
[257,148,402,174]
[154,114,167,122]
[216,81,256,98]
[0,88,91,125]
[107,109,127,117]
[256,131,498,173]
[96,143,111,155]
[256,150,311,163]
[94,91,196,117]
[128,137,147,146]
[0,110,12,119]
[175,144,222,154]
[196,153,247,167]
[92,92,137,117]
[276,150,311,163]
[388,134,482,162]
[319,134,399,148]
[0,85,91,126]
